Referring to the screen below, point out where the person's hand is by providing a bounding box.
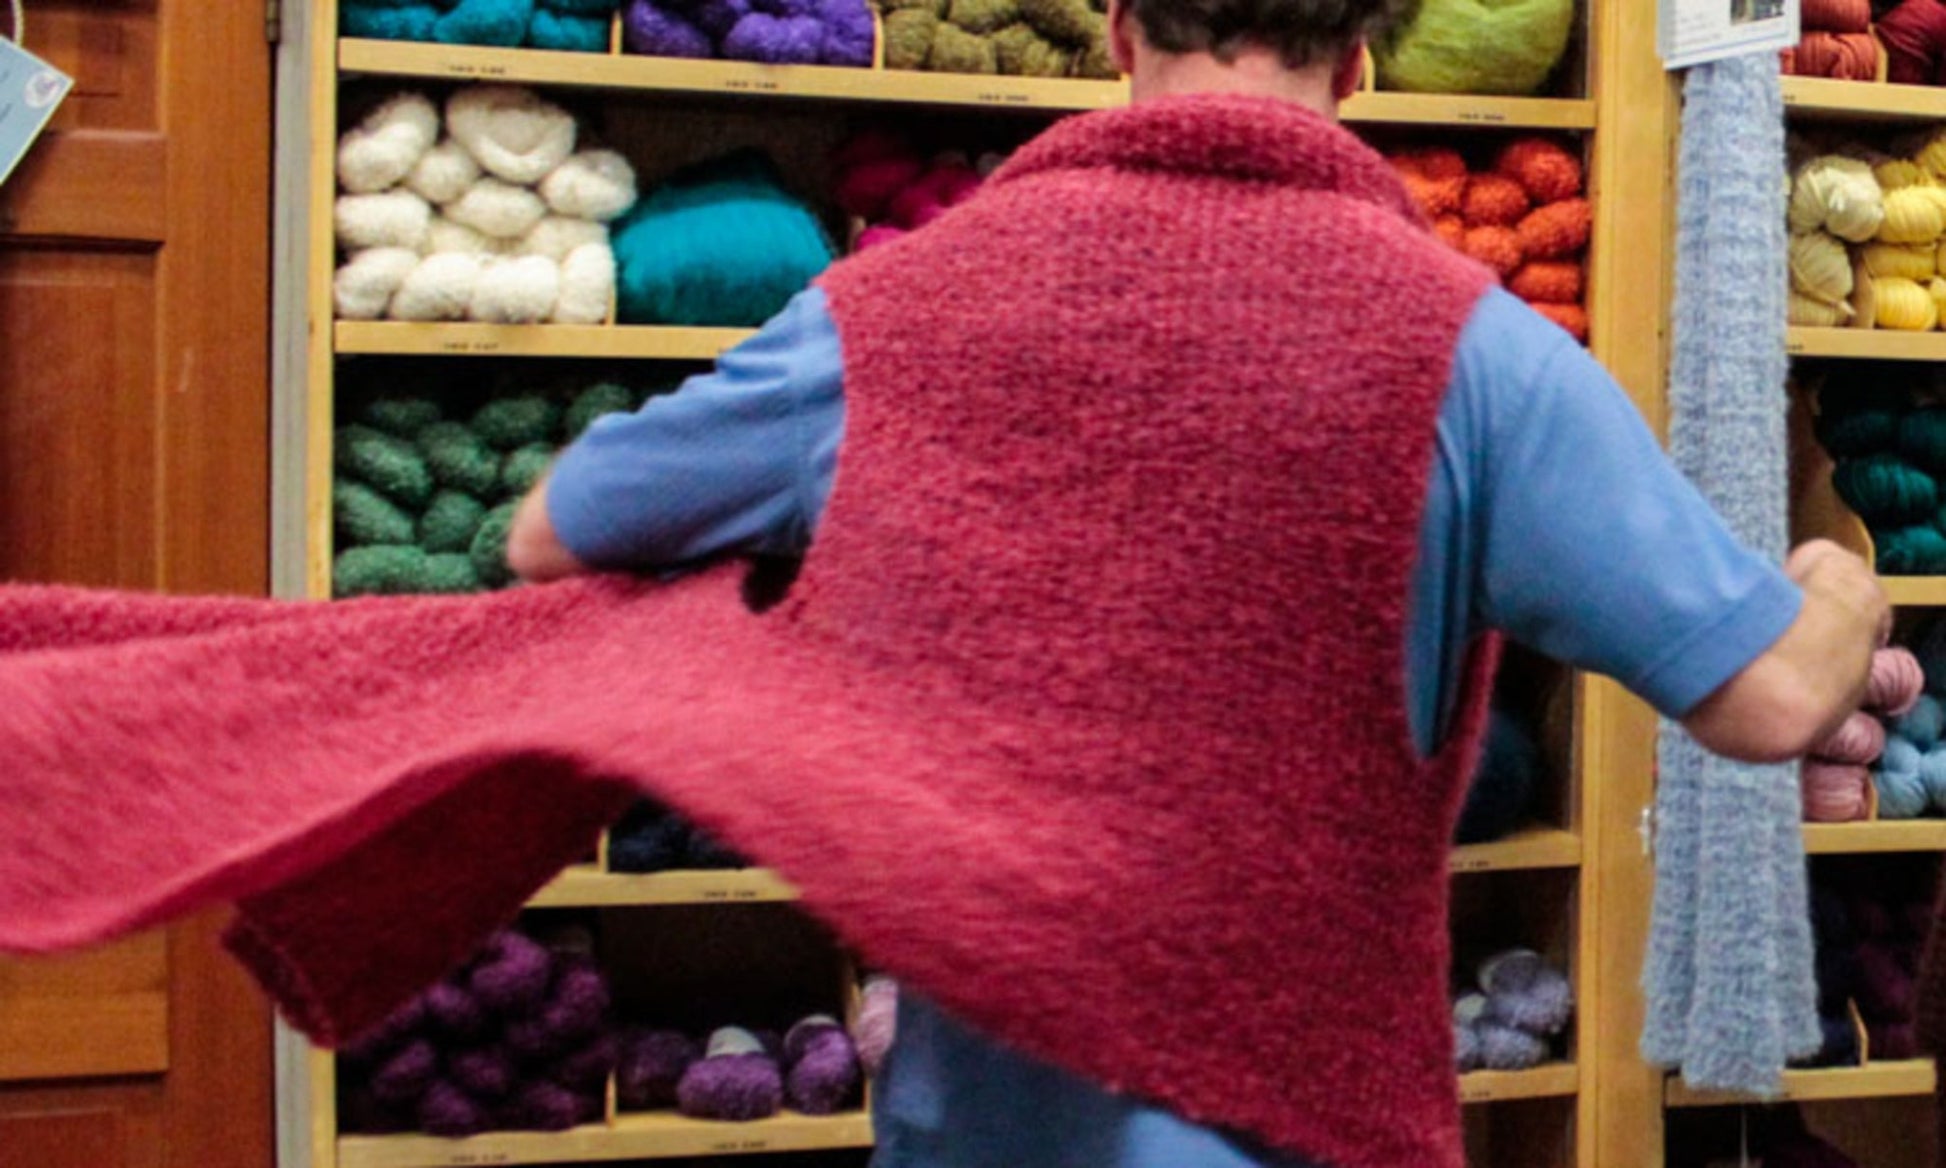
[1785,539,1889,647]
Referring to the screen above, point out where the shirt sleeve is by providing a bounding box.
[1453,289,1803,719]
[544,286,846,570]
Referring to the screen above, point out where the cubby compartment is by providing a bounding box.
[1463,1096,1577,1168]
[1450,867,1580,1081]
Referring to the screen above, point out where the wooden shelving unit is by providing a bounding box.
[1787,326,1946,361]
[335,322,753,359]
[1450,827,1581,873]
[336,1110,876,1168]
[1783,75,1946,123]
[1664,1061,1939,1109]
[528,865,800,908]
[1804,819,1946,855]
[1459,1064,1582,1105]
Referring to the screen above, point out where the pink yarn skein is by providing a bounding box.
[1801,760,1871,822]
[1867,647,1925,716]
[1811,710,1887,765]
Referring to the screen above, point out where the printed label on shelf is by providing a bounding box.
[1658,0,1799,70]
[0,35,70,188]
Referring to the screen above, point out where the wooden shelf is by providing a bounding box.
[1805,818,1946,853]
[337,1110,874,1168]
[1882,576,1946,606]
[341,38,1126,112]
[335,322,754,359]
[1786,327,1946,361]
[1783,76,1946,124]
[1458,1063,1580,1104]
[339,39,1593,127]
[1664,1060,1938,1108]
[529,866,799,908]
[1450,827,1581,874]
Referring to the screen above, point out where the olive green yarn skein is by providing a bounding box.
[993,23,1071,75]
[472,394,564,451]
[419,490,490,554]
[501,444,555,498]
[336,425,434,509]
[1374,0,1575,97]
[1832,453,1938,525]
[1817,409,1899,459]
[334,545,429,598]
[1898,408,1946,473]
[949,0,1019,34]
[1072,33,1115,77]
[418,421,504,498]
[357,395,444,438]
[927,21,997,71]
[1017,0,1095,45]
[472,501,519,589]
[334,479,417,548]
[881,0,947,15]
[565,382,635,442]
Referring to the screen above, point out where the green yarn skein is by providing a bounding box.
[334,545,429,598]
[883,9,939,68]
[358,395,444,439]
[419,422,504,498]
[419,553,482,593]
[993,23,1072,75]
[1016,0,1096,45]
[1898,409,1946,474]
[419,490,490,554]
[928,22,998,70]
[472,501,519,589]
[472,394,564,452]
[1833,453,1939,525]
[949,0,1018,34]
[1817,408,1899,459]
[501,443,555,498]
[334,480,417,548]
[1877,525,1946,575]
[564,382,635,442]
[336,424,434,508]
[1375,0,1575,98]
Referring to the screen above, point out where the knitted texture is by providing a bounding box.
[1641,53,1821,1095]
[0,95,1493,1168]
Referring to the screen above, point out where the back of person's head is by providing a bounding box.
[1121,0,1416,67]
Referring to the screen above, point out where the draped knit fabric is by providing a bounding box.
[0,95,1496,1168]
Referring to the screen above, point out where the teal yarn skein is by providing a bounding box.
[1876,736,1929,818]
[1818,409,1899,458]
[1875,525,1946,575]
[1833,453,1937,525]
[1898,409,1946,474]
[613,151,836,328]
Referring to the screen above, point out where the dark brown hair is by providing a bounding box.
[1122,0,1416,68]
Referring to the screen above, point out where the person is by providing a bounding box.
[501,1,1887,1164]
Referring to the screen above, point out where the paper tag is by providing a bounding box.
[0,35,71,187]
[1658,0,1800,71]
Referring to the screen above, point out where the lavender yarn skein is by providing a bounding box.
[723,13,824,62]
[469,932,554,1013]
[1454,1021,1483,1072]
[618,1029,701,1110]
[1479,949,1573,1036]
[623,0,716,56]
[783,1019,862,1115]
[815,0,874,65]
[679,1029,783,1121]
[1476,1022,1548,1070]
[852,976,898,1076]
[419,1080,495,1137]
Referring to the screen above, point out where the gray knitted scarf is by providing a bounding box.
[1639,52,1821,1094]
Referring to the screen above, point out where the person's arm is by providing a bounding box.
[1680,538,1885,762]
[506,287,844,583]
[1445,291,1885,765]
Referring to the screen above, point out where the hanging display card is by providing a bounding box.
[0,35,69,187]
[1659,0,1800,69]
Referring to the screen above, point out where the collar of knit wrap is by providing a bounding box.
[0,92,1492,1168]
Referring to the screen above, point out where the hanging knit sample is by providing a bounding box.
[1640,52,1821,1094]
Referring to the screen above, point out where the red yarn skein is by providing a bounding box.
[1802,0,1871,32]
[1787,32,1882,79]
[1461,225,1524,278]
[1877,0,1946,85]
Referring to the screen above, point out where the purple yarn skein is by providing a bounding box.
[469,932,554,1014]
[679,1029,783,1121]
[342,997,427,1064]
[505,1080,595,1131]
[419,1080,495,1137]
[448,1045,519,1101]
[815,0,875,65]
[617,1029,701,1110]
[623,0,716,56]
[722,12,824,62]
[551,1032,622,1093]
[507,959,610,1060]
[424,981,493,1041]
[784,1024,861,1115]
[370,1039,440,1105]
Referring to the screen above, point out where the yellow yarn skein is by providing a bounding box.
[1874,276,1939,330]
[1790,231,1854,306]
[1931,277,1946,327]
[1789,291,1850,327]
[1915,131,1946,182]
[1878,185,1946,244]
[1874,158,1931,191]
[1790,156,1885,242]
[1863,242,1937,281]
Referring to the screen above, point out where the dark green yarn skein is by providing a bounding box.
[1877,525,1946,575]
[336,425,434,509]
[334,546,428,598]
[1898,409,1946,474]
[419,490,489,555]
[1817,409,1898,459]
[334,480,417,548]
[358,395,444,439]
[471,501,518,590]
[501,444,555,498]
[1833,454,1938,525]
[420,553,481,594]
[564,382,635,442]
[472,394,564,452]
[418,421,504,498]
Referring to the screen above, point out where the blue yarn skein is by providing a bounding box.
[1454,707,1541,846]
[1896,694,1945,749]
[436,0,536,45]
[543,0,624,12]
[1920,747,1946,811]
[613,150,836,328]
[343,3,444,39]
[1475,1022,1548,1070]
[529,7,614,48]
[1875,736,1928,819]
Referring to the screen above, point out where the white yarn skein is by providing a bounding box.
[520,215,608,262]
[334,248,421,320]
[446,86,577,186]
[391,254,485,322]
[445,177,548,240]
[337,93,441,195]
[539,150,639,222]
[336,190,433,252]
[407,139,484,206]
[553,243,615,325]
[472,255,561,324]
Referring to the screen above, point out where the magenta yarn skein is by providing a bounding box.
[503,1080,592,1132]
[343,997,427,1064]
